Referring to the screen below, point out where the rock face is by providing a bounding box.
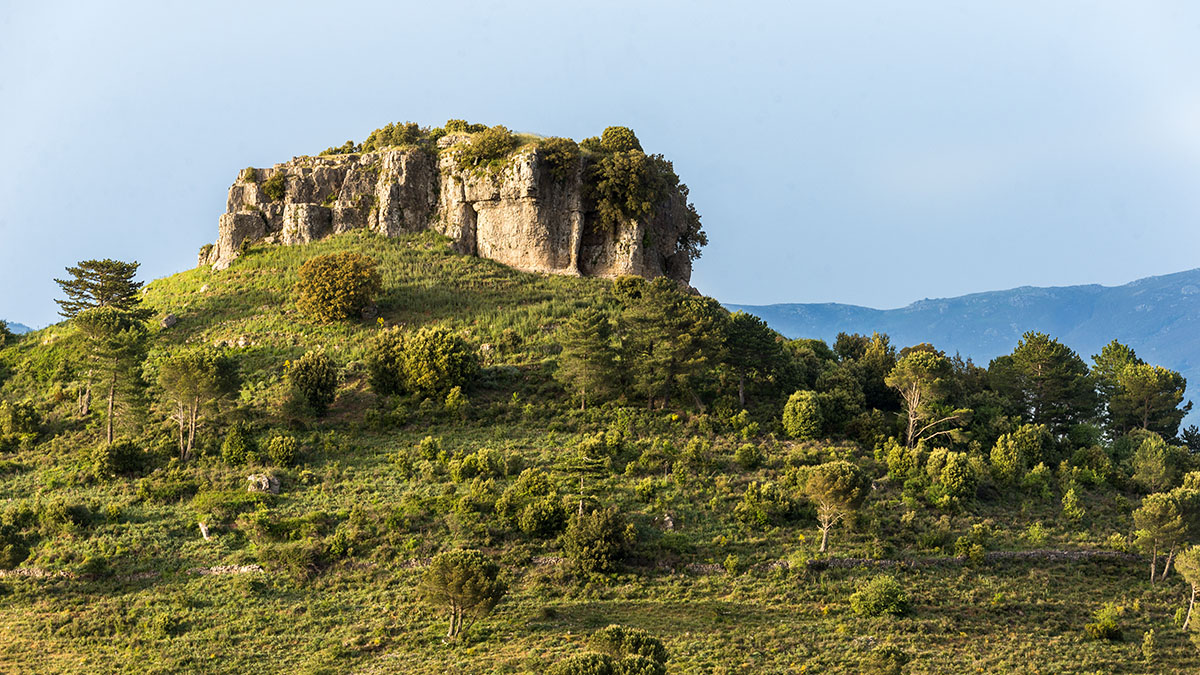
[201,144,698,283]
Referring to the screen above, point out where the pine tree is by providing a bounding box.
[724,311,784,408]
[74,307,148,444]
[55,259,149,320]
[157,348,240,461]
[554,308,618,410]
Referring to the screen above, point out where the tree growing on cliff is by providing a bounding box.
[555,308,618,410]
[295,252,382,322]
[55,259,150,320]
[157,348,239,462]
[74,307,148,445]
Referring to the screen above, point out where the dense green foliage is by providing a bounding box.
[418,549,507,638]
[286,350,338,416]
[295,252,382,322]
[2,230,1200,671]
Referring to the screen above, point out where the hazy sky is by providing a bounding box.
[3,1,1200,328]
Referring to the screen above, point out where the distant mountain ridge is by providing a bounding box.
[729,268,1200,420]
[2,320,31,334]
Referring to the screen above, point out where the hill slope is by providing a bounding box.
[1,235,1198,673]
[730,268,1200,414]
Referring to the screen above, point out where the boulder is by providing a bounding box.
[160,314,177,329]
[246,474,280,494]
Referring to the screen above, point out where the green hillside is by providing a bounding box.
[1,232,1199,673]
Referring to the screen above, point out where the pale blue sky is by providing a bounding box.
[3,1,1200,328]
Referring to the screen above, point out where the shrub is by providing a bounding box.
[287,351,339,416]
[735,443,763,470]
[261,172,286,201]
[782,390,822,440]
[864,644,911,675]
[599,126,642,153]
[367,326,479,397]
[562,507,635,576]
[0,400,40,450]
[295,252,382,322]
[221,423,256,465]
[518,497,568,538]
[1084,602,1123,640]
[590,625,669,665]
[539,137,581,182]
[496,468,557,522]
[92,440,147,478]
[1062,487,1085,523]
[734,481,793,528]
[264,433,298,467]
[991,424,1050,483]
[0,522,30,570]
[444,119,486,134]
[444,386,469,418]
[883,437,926,481]
[456,125,518,170]
[450,448,506,482]
[850,575,909,617]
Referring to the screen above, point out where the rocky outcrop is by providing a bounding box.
[200,141,699,283]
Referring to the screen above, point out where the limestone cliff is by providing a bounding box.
[201,135,703,283]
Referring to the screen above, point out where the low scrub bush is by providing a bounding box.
[850,575,909,617]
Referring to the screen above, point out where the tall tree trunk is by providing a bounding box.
[1151,543,1158,584]
[1186,585,1197,631]
[176,401,187,460]
[580,386,586,412]
[738,372,746,409]
[1160,546,1177,582]
[79,375,92,416]
[185,397,198,461]
[819,524,829,553]
[106,376,116,445]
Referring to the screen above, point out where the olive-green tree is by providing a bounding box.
[74,306,148,445]
[555,308,619,410]
[1175,545,1200,630]
[157,348,239,461]
[885,350,969,448]
[989,332,1097,436]
[1134,491,1189,583]
[805,460,870,553]
[724,311,785,408]
[418,550,507,639]
[1111,363,1191,438]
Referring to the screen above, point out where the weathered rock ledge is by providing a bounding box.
[201,139,699,283]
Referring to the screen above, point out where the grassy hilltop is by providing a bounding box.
[1,231,1199,673]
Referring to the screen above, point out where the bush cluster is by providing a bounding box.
[295,252,382,322]
[367,326,479,397]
